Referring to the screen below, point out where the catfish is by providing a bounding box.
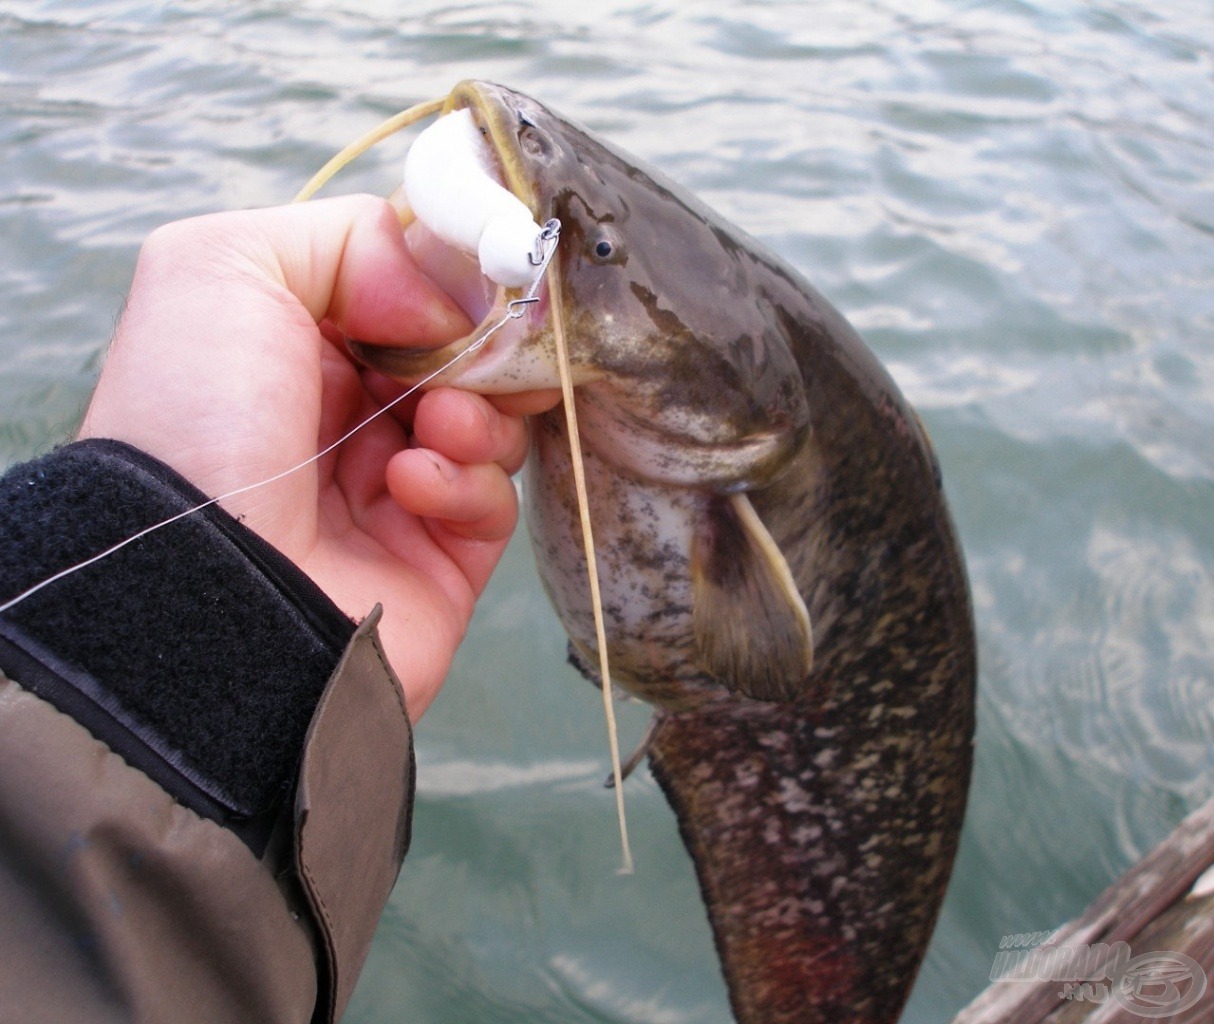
[352,80,976,1024]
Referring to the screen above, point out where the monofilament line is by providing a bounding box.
[0,225,561,617]
[546,260,635,876]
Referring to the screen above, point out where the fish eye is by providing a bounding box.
[589,226,625,264]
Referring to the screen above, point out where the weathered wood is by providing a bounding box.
[951,795,1214,1024]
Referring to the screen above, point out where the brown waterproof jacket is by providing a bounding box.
[0,441,417,1023]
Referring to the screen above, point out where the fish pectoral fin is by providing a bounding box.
[691,493,814,702]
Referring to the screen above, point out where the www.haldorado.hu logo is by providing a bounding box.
[990,936,1207,1018]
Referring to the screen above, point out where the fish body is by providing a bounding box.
[353,81,976,1023]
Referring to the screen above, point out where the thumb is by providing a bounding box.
[198,194,473,345]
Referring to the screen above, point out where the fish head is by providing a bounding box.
[350,81,809,490]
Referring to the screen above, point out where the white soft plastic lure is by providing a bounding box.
[402,107,543,289]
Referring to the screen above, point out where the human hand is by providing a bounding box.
[78,196,557,719]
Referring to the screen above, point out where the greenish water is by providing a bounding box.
[3,1,1213,1020]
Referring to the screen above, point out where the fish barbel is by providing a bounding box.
[351,81,977,1024]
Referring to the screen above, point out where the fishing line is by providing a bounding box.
[10,93,637,870]
[2,98,456,616]
[0,226,561,617]
[546,260,635,875]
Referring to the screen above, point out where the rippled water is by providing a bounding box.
[3,1,1213,1020]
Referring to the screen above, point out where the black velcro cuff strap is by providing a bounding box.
[0,439,358,853]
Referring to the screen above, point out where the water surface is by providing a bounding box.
[2,1,1213,1020]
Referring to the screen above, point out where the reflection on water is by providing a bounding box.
[2,1,1212,1020]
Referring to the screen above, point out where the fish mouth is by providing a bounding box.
[348,81,556,391]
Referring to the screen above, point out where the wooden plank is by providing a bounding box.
[952,795,1214,1024]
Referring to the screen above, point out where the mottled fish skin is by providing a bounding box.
[531,265,975,1021]
[356,81,976,1023]
[648,297,975,1022]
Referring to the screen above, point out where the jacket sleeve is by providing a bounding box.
[0,439,415,1024]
